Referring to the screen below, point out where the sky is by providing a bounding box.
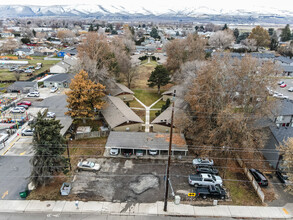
[0,0,292,12]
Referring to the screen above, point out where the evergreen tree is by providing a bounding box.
[233,28,239,40]
[150,27,160,39]
[89,24,94,32]
[270,31,279,51]
[30,112,67,187]
[281,24,291,41]
[148,65,170,94]
[268,28,274,36]
[32,29,36,37]
[195,26,199,31]
[222,24,228,30]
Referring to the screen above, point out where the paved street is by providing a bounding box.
[0,213,233,220]
[0,156,31,200]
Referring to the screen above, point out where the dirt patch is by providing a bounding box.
[129,174,159,194]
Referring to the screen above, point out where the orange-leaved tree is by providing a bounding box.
[66,70,105,119]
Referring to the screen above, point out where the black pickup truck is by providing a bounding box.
[194,185,226,200]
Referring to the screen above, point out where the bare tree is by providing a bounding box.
[209,30,235,49]
[241,38,257,51]
[14,72,21,81]
[1,38,18,54]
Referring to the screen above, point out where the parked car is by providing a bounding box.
[27,91,40,97]
[50,87,58,93]
[17,104,29,109]
[194,185,226,200]
[149,150,158,155]
[10,107,25,113]
[47,112,56,118]
[276,169,291,186]
[110,148,119,156]
[188,173,222,187]
[288,87,293,92]
[35,66,41,70]
[280,83,287,88]
[195,166,219,175]
[77,160,101,171]
[21,129,34,136]
[249,169,268,186]
[17,101,31,106]
[122,149,132,157]
[192,158,214,167]
[278,81,285,85]
[136,150,144,156]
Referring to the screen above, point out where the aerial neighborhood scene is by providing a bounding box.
[0,0,293,219]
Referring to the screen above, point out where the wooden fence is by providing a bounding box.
[236,155,265,203]
[75,131,109,140]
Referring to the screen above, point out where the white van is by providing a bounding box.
[0,133,9,150]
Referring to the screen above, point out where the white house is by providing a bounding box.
[50,62,71,74]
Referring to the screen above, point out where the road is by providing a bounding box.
[0,156,31,200]
[0,213,233,220]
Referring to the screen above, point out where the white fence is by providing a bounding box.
[75,131,109,139]
[236,155,265,203]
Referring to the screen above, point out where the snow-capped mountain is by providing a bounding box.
[0,4,293,23]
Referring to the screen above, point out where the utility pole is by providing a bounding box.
[164,90,176,212]
[66,140,72,171]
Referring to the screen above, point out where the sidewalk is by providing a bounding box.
[0,200,291,219]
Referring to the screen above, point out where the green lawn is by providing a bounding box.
[128,99,144,108]
[141,60,158,66]
[0,83,11,88]
[151,100,165,109]
[150,109,160,122]
[0,59,60,81]
[133,89,162,106]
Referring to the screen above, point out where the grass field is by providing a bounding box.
[133,89,162,106]
[0,59,60,81]
[151,100,165,109]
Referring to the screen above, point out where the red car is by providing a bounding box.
[17,101,31,106]
[280,84,287,88]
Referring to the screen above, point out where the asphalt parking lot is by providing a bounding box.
[275,78,293,100]
[72,158,194,203]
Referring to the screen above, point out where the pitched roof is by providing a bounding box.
[55,61,71,69]
[101,96,143,128]
[270,126,293,145]
[275,56,293,64]
[251,53,275,59]
[43,73,74,82]
[162,85,185,99]
[105,131,187,151]
[281,65,293,73]
[271,99,293,116]
[106,82,134,96]
[152,98,186,125]
[7,81,37,90]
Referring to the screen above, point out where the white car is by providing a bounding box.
[193,158,214,167]
[50,87,58,93]
[21,129,34,136]
[288,87,293,92]
[47,112,56,118]
[11,107,25,113]
[77,160,101,171]
[27,91,40,97]
[149,150,158,155]
[110,148,119,156]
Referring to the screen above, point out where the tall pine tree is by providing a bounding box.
[281,24,292,42]
[148,65,170,94]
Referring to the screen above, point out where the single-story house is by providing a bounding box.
[14,48,34,57]
[270,99,293,127]
[43,73,74,88]
[151,98,187,133]
[101,96,143,131]
[275,56,293,66]
[162,85,184,101]
[50,61,71,74]
[106,82,134,101]
[281,65,293,76]
[105,131,188,156]
[7,81,38,94]
[262,126,293,169]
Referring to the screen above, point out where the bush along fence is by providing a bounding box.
[75,131,109,140]
[236,155,265,203]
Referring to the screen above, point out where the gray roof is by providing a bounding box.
[105,131,188,151]
[152,98,186,125]
[107,82,134,96]
[7,81,37,90]
[271,99,293,116]
[275,56,293,64]
[101,96,143,128]
[162,85,185,99]
[62,48,78,55]
[270,126,293,145]
[33,95,72,136]
[54,61,71,70]
[251,53,275,59]
[14,48,32,53]
[43,73,74,83]
[281,65,293,73]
